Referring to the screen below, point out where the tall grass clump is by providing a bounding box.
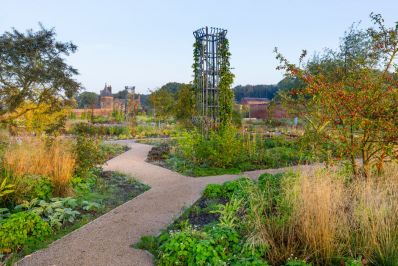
[351,165,398,265]
[244,166,398,265]
[3,138,76,197]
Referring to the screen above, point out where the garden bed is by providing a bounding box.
[145,133,315,177]
[0,139,148,265]
[135,168,396,265]
[2,171,149,264]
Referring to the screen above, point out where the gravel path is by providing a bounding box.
[16,141,313,266]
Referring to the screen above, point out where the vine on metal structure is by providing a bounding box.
[218,38,235,128]
[192,32,234,132]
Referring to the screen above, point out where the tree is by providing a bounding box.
[233,84,279,102]
[175,83,195,126]
[76,92,98,108]
[0,25,80,124]
[159,82,184,94]
[276,13,398,178]
[148,88,174,125]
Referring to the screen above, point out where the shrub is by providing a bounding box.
[72,122,131,138]
[202,184,223,199]
[260,147,302,168]
[174,127,313,173]
[202,178,255,200]
[147,143,170,162]
[18,175,53,201]
[222,177,255,199]
[74,135,104,178]
[0,211,51,252]
[156,225,268,266]
[177,127,243,168]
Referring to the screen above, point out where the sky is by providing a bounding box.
[1,0,398,94]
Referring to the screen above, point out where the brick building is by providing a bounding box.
[72,84,142,117]
[240,97,288,119]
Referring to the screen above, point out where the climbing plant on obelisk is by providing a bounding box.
[193,27,235,133]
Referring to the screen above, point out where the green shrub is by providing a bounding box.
[222,177,255,199]
[263,136,294,149]
[72,122,131,138]
[202,178,254,200]
[0,211,51,252]
[285,260,312,266]
[71,175,96,193]
[74,135,105,178]
[261,147,302,168]
[24,176,53,201]
[258,173,284,199]
[202,184,223,199]
[155,224,268,266]
[157,228,210,265]
[177,127,243,168]
[174,127,313,173]
[0,208,10,221]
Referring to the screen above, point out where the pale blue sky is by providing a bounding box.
[1,0,397,94]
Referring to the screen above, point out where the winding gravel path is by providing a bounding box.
[16,141,312,266]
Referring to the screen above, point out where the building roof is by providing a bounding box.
[100,84,113,97]
[241,97,270,105]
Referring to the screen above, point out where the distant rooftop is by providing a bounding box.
[100,84,112,97]
[241,97,270,105]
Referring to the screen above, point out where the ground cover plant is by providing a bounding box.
[0,136,148,264]
[137,164,398,265]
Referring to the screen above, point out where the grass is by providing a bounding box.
[137,164,398,265]
[3,138,76,197]
[244,165,398,265]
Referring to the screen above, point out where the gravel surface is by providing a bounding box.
[16,141,316,266]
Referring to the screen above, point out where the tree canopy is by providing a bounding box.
[0,25,80,123]
[276,13,398,178]
[76,91,98,108]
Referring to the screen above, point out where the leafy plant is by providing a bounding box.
[15,197,81,229]
[202,184,223,199]
[0,208,10,221]
[0,211,51,252]
[211,198,242,228]
[285,259,312,266]
[24,175,53,201]
[81,200,102,211]
[74,134,105,178]
[0,176,15,199]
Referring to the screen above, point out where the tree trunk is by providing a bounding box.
[351,153,358,179]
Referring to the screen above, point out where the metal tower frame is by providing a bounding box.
[193,26,227,129]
